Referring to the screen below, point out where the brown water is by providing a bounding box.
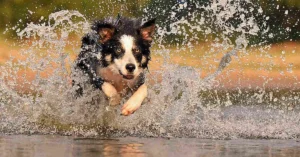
[1,135,300,157]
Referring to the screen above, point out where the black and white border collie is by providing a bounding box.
[73,17,156,116]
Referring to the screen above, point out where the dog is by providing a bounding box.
[72,17,156,116]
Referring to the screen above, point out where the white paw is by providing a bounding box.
[102,82,121,106]
[121,101,142,116]
[121,84,147,116]
[102,82,118,97]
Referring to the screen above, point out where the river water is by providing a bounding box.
[1,135,300,157]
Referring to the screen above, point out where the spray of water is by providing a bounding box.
[0,1,299,139]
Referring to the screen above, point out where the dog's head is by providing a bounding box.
[92,17,156,80]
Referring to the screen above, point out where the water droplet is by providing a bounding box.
[285,10,288,15]
[287,63,293,73]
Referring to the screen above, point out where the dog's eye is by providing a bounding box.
[116,48,122,53]
[133,48,140,54]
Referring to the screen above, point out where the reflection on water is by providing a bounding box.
[1,135,300,157]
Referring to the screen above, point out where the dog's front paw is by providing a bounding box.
[121,84,147,116]
[121,101,142,116]
[109,94,121,106]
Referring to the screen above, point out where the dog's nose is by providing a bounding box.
[125,64,136,73]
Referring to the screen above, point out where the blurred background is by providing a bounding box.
[0,0,299,43]
[0,0,299,90]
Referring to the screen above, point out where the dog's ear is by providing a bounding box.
[139,18,156,42]
[97,24,116,43]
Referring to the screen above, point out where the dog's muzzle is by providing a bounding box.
[119,70,135,80]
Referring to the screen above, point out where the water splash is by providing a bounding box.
[0,1,299,139]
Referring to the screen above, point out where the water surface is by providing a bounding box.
[1,135,300,157]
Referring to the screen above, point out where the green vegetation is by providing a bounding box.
[0,0,299,44]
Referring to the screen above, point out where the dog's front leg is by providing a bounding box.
[121,84,147,116]
[102,82,121,106]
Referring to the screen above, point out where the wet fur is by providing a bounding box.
[73,17,155,116]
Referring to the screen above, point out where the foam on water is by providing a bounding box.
[0,1,299,139]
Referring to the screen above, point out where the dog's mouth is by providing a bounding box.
[119,71,134,80]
